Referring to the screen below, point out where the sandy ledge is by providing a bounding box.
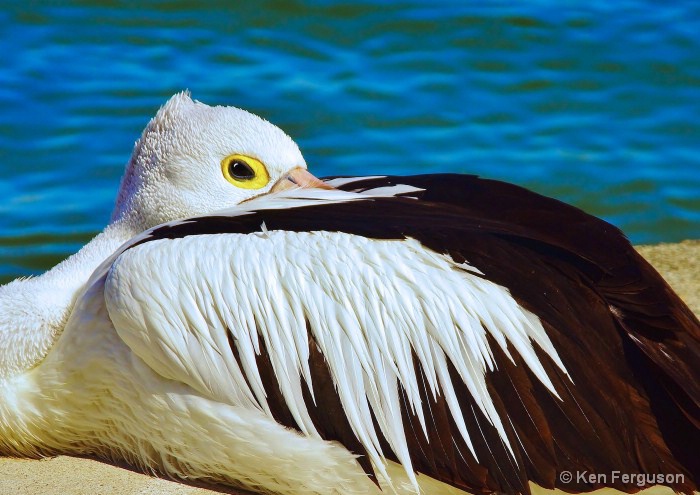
[1,240,698,495]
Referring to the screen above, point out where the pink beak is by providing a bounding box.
[269,167,333,193]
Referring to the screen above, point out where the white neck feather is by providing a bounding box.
[0,222,133,379]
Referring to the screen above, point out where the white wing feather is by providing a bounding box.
[104,230,568,490]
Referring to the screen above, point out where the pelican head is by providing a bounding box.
[111,92,321,234]
[0,93,325,379]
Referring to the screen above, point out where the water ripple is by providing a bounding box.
[0,1,698,281]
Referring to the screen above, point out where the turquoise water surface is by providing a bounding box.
[1,2,699,282]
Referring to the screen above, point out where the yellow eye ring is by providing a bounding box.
[221,154,270,189]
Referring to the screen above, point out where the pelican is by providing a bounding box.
[0,93,698,495]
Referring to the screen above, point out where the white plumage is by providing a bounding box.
[105,225,567,487]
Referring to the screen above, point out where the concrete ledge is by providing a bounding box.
[636,239,699,315]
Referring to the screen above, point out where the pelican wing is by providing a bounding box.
[104,175,700,494]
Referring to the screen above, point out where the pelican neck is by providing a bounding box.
[0,221,135,379]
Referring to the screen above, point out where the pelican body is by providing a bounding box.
[1,94,698,495]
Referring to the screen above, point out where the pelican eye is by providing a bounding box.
[229,160,254,179]
[221,154,270,189]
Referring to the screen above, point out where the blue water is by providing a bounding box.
[1,2,699,282]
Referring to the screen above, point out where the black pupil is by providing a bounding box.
[229,160,255,180]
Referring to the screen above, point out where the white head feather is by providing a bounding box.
[111,91,307,233]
